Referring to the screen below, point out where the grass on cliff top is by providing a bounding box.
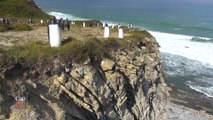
[6,37,107,63]
[0,24,13,32]
[0,23,32,32]
[0,0,49,19]
[3,30,152,64]
[14,23,32,31]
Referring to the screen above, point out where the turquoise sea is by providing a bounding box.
[35,0,213,99]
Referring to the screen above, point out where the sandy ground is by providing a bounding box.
[0,26,48,46]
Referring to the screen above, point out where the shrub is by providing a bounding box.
[7,38,107,64]
[0,24,13,32]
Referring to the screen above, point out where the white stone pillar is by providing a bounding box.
[104,26,110,38]
[49,24,61,47]
[118,28,123,38]
[103,22,106,27]
[40,19,43,24]
[83,22,86,27]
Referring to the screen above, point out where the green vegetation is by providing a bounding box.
[0,0,49,19]
[0,23,32,32]
[129,30,153,40]
[0,24,13,32]
[6,38,107,64]
[14,23,32,31]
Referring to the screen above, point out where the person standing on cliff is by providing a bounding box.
[2,18,6,24]
[28,18,32,24]
[49,16,57,24]
[5,19,9,26]
[58,18,63,30]
[65,18,70,30]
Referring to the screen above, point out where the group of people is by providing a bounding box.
[82,20,102,28]
[128,23,133,29]
[48,16,70,31]
[58,18,70,31]
[102,22,133,30]
[0,17,10,26]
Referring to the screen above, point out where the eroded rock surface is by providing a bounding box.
[0,36,170,120]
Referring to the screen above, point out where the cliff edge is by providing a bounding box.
[0,27,170,120]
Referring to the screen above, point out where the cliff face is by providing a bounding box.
[0,35,169,120]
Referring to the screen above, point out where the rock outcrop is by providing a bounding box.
[0,35,170,120]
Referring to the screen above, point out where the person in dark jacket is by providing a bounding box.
[65,18,70,30]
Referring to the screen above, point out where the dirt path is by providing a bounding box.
[0,27,48,46]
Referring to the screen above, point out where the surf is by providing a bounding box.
[149,31,213,66]
[48,11,87,20]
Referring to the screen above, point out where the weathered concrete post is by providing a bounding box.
[104,25,110,38]
[118,27,123,38]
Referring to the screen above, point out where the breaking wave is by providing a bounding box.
[48,11,87,20]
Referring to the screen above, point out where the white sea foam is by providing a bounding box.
[149,31,213,65]
[188,84,213,98]
[48,11,87,20]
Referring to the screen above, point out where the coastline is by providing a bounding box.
[168,83,213,115]
[167,102,213,120]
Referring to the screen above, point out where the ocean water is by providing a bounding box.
[35,0,213,98]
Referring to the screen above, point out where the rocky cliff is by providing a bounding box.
[0,31,170,120]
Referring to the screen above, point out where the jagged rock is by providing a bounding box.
[108,111,118,119]
[144,66,158,81]
[26,79,36,88]
[101,59,115,71]
[8,105,40,120]
[49,103,66,120]
[122,112,135,120]
[132,56,144,66]
[144,54,156,65]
